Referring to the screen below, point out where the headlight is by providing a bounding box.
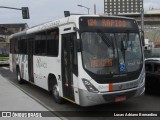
[82,79,99,93]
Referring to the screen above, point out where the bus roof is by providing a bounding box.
[10,15,135,39]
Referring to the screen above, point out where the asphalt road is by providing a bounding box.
[0,66,160,120]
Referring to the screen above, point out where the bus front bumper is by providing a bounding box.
[79,83,145,107]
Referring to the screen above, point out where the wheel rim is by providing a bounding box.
[53,85,59,100]
[17,72,20,81]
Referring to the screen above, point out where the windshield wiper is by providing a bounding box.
[98,32,112,48]
[98,32,116,56]
[120,33,129,63]
[121,34,128,50]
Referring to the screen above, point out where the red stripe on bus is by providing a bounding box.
[109,84,113,92]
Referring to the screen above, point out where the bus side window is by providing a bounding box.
[46,28,59,57]
[10,39,17,54]
[18,37,28,54]
[11,38,18,54]
[34,32,46,56]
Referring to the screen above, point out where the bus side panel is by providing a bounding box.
[33,56,61,91]
[73,74,80,104]
[10,53,17,72]
[57,36,63,97]
[16,54,29,81]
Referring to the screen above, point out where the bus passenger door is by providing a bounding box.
[62,33,77,102]
[28,39,34,83]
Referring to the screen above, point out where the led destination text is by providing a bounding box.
[87,19,131,28]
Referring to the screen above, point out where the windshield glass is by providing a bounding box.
[116,33,142,72]
[81,32,142,75]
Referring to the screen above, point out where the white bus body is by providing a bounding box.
[10,15,145,106]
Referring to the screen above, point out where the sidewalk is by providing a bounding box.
[0,74,61,119]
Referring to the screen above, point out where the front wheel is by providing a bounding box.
[52,84,63,104]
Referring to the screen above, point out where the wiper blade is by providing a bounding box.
[98,33,112,48]
[120,33,129,63]
[121,34,128,50]
[98,32,116,56]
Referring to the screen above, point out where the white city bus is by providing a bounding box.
[9,15,145,106]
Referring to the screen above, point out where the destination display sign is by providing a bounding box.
[91,58,113,68]
[79,17,137,30]
[87,19,129,28]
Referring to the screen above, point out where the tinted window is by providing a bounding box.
[46,29,59,56]
[34,32,46,55]
[10,38,18,54]
[18,37,28,54]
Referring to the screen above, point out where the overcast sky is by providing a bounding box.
[0,0,160,26]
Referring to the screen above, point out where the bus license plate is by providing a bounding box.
[115,96,126,102]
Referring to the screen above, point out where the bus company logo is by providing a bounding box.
[36,57,47,68]
[119,84,123,90]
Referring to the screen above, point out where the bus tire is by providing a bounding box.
[16,68,24,84]
[52,84,63,104]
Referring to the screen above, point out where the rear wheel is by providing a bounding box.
[52,84,63,104]
[16,68,24,84]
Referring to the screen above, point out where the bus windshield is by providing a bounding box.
[81,32,142,75]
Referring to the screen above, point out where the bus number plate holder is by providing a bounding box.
[115,96,126,102]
